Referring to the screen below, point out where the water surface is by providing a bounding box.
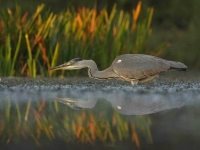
[0,71,200,150]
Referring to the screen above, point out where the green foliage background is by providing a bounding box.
[0,0,199,77]
[0,2,156,77]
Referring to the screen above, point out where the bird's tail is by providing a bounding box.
[168,61,187,71]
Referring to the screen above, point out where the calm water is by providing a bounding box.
[0,72,200,150]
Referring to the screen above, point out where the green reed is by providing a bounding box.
[0,1,155,77]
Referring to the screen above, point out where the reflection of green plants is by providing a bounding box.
[0,1,155,77]
[0,99,152,148]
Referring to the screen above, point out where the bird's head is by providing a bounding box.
[49,58,86,71]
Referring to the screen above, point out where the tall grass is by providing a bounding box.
[0,1,155,77]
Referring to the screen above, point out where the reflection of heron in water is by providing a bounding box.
[55,95,184,115]
[56,97,97,110]
[50,54,187,84]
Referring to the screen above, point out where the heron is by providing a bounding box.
[50,54,187,85]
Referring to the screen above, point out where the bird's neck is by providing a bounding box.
[84,60,98,78]
[84,60,117,79]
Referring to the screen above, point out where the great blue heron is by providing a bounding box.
[50,54,187,84]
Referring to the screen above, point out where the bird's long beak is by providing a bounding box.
[49,63,68,71]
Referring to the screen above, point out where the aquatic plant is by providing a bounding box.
[0,1,154,77]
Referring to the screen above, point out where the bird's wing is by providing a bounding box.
[112,54,170,80]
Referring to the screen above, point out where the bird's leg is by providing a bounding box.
[131,80,139,85]
[139,74,159,83]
